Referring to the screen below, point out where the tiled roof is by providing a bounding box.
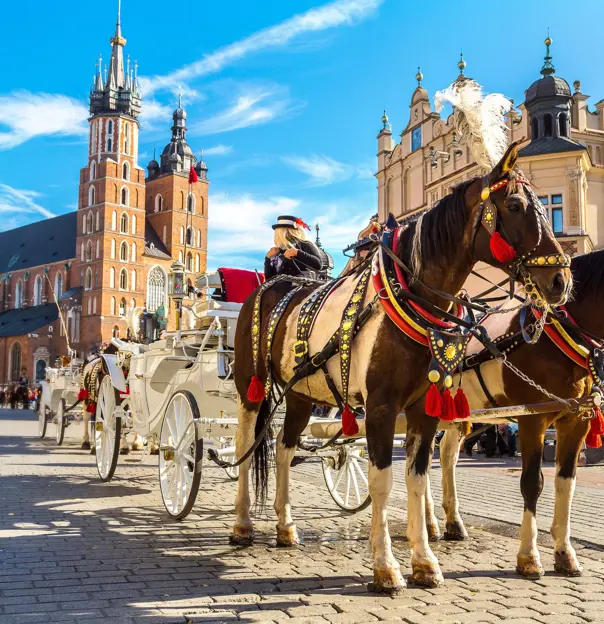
[519,137,586,157]
[144,219,172,260]
[0,303,59,337]
[0,212,77,274]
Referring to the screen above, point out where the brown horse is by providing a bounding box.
[433,248,604,579]
[232,141,572,594]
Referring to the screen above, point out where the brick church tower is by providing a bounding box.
[74,0,146,350]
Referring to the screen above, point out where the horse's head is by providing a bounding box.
[468,141,572,306]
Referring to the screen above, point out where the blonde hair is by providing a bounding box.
[274,226,308,250]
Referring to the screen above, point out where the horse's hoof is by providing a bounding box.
[554,551,583,577]
[81,441,91,451]
[409,563,444,588]
[131,443,143,451]
[444,521,468,541]
[119,447,130,455]
[426,523,441,542]
[276,525,300,547]
[367,567,406,595]
[230,525,254,546]
[516,554,544,580]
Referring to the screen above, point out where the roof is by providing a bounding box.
[525,75,571,103]
[59,287,82,301]
[0,303,59,338]
[144,219,172,260]
[518,137,586,157]
[0,212,77,274]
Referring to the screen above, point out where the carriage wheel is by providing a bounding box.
[322,444,371,513]
[219,438,239,481]
[38,400,48,439]
[94,375,121,482]
[55,399,67,445]
[159,391,203,520]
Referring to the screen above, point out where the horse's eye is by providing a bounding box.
[508,202,521,213]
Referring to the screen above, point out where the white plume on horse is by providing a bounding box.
[434,79,512,170]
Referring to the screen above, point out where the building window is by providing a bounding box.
[120,212,128,233]
[80,242,84,261]
[119,268,128,290]
[544,114,553,137]
[87,297,92,315]
[119,297,126,316]
[411,126,422,152]
[112,325,120,337]
[85,268,92,290]
[86,212,94,233]
[539,194,564,235]
[195,254,200,273]
[120,241,128,261]
[10,342,21,381]
[54,272,63,298]
[33,275,42,306]
[95,211,100,230]
[186,252,193,271]
[90,161,96,181]
[88,186,96,207]
[162,225,166,243]
[200,196,205,216]
[180,226,185,244]
[93,297,97,315]
[131,242,137,262]
[559,113,568,138]
[109,267,115,288]
[131,269,136,291]
[123,161,129,180]
[124,124,130,155]
[107,120,113,152]
[147,266,166,312]
[186,227,193,246]
[112,211,117,231]
[180,190,185,209]
[531,117,539,140]
[155,194,163,212]
[111,239,116,259]
[178,250,183,263]
[85,240,93,262]
[82,214,86,234]
[131,214,137,235]
[121,187,129,206]
[96,239,100,258]
[110,296,116,315]
[187,193,195,214]
[196,229,201,247]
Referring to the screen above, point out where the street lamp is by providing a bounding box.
[168,261,186,339]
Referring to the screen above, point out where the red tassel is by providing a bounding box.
[586,407,604,448]
[86,402,97,414]
[426,384,443,418]
[440,389,457,421]
[490,232,517,263]
[78,389,89,400]
[188,165,198,184]
[454,388,470,419]
[246,376,265,403]
[342,405,359,436]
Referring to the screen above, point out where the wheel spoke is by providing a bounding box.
[352,458,369,487]
[349,460,361,504]
[332,462,345,491]
[344,462,351,506]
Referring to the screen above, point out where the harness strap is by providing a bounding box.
[474,365,499,408]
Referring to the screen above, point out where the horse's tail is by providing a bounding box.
[252,399,273,511]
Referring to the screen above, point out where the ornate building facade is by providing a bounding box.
[0,4,208,383]
[376,38,604,264]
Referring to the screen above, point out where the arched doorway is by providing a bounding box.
[35,359,47,381]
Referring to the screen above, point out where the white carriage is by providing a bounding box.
[38,358,84,445]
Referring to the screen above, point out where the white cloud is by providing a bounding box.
[193,86,299,135]
[0,183,55,223]
[202,144,233,156]
[0,91,88,150]
[139,99,173,126]
[141,0,384,95]
[283,154,355,186]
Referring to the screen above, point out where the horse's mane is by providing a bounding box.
[570,248,604,300]
[401,178,476,277]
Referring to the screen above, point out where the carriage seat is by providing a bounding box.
[110,337,149,355]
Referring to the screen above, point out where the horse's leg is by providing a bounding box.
[149,435,160,455]
[516,415,548,579]
[551,414,589,576]
[366,396,405,595]
[131,432,144,451]
[424,451,440,542]
[231,398,261,545]
[119,429,130,455]
[440,423,469,540]
[406,408,442,587]
[274,394,312,546]
[81,406,91,450]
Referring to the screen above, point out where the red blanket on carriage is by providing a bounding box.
[218,268,265,303]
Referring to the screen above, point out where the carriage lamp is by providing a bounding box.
[449,131,463,157]
[168,261,186,303]
[428,146,450,169]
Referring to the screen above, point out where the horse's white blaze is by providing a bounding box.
[518,510,539,559]
[551,474,576,554]
[439,425,465,527]
[233,399,257,532]
[368,463,400,577]
[274,429,297,533]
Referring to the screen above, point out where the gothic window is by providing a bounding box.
[200,196,205,216]
[111,239,116,259]
[131,242,137,262]
[54,272,63,298]
[121,186,129,206]
[131,214,137,235]
[87,297,92,315]
[90,161,96,181]
[33,275,42,306]
[82,214,86,234]
[162,225,166,243]
[531,117,539,140]
[544,113,553,137]
[93,297,97,314]
[114,184,118,203]
[186,227,193,245]
[95,211,100,230]
[196,229,201,247]
[186,252,193,271]
[195,254,200,273]
[112,211,117,230]
[131,269,137,291]
[147,266,167,312]
[120,241,128,261]
[109,267,115,288]
[10,342,21,381]
[124,124,130,155]
[119,268,128,290]
[86,212,94,233]
[119,297,126,316]
[107,120,113,152]
[80,242,85,261]
[88,185,96,206]
[123,161,129,180]
[135,189,139,208]
[180,226,185,244]
[180,191,185,209]
[96,239,100,258]
[85,268,92,291]
[85,240,93,262]
[107,137,112,152]
[155,194,163,212]
[559,113,568,138]
[110,296,116,315]
[178,250,183,263]
[187,193,195,214]
[120,212,128,233]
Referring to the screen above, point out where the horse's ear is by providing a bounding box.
[489,140,521,183]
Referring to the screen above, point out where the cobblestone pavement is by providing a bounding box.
[2,409,604,624]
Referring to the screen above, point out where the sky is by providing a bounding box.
[1,0,603,274]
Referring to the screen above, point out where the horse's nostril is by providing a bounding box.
[551,272,565,295]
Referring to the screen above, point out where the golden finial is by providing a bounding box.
[458,52,467,75]
[381,110,390,130]
[416,66,423,86]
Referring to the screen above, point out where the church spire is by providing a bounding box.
[541,31,555,77]
[107,0,126,89]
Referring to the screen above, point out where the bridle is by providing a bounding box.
[475,173,571,309]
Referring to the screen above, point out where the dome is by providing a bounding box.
[174,106,187,120]
[525,75,571,103]
[147,159,159,170]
